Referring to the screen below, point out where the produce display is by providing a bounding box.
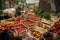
[38,23,49,29]
[40,13,51,20]
[19,14,25,20]
[27,14,40,22]
[41,18,54,26]
[30,30,42,38]
[43,32,57,40]
[22,34,36,40]
[34,26,48,34]
[21,20,35,27]
[0,21,14,30]
[1,21,14,25]
[50,19,60,36]
[12,24,27,34]
[0,12,60,40]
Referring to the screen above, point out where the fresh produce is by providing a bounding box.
[24,15,28,20]
[38,23,49,29]
[20,14,28,20]
[34,8,42,15]
[41,13,51,20]
[43,32,57,40]
[0,21,14,30]
[13,25,27,34]
[50,19,60,36]
[21,20,35,26]
[19,14,40,23]
[34,9,51,20]
[14,21,20,25]
[28,14,40,22]
[30,30,42,38]
[1,21,14,25]
[0,11,59,40]
[19,14,24,20]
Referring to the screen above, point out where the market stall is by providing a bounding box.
[0,10,60,40]
[0,0,60,40]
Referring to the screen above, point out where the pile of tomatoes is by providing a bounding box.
[50,20,60,36]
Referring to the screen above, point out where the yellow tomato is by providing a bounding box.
[42,24,46,29]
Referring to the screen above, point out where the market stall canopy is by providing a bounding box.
[26,0,39,3]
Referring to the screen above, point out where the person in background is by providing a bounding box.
[3,6,15,19]
[15,3,23,17]
[0,30,22,40]
[24,3,28,10]
[3,4,16,19]
[5,1,10,9]
[0,1,10,20]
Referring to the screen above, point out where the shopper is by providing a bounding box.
[15,3,23,17]
[0,30,10,40]
[24,3,28,10]
[0,30,22,40]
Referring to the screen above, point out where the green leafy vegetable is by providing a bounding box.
[34,8,42,15]
[41,12,51,20]
[34,8,51,20]
[24,15,28,20]
[58,36,60,40]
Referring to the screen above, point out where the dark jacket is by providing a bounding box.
[15,7,21,16]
